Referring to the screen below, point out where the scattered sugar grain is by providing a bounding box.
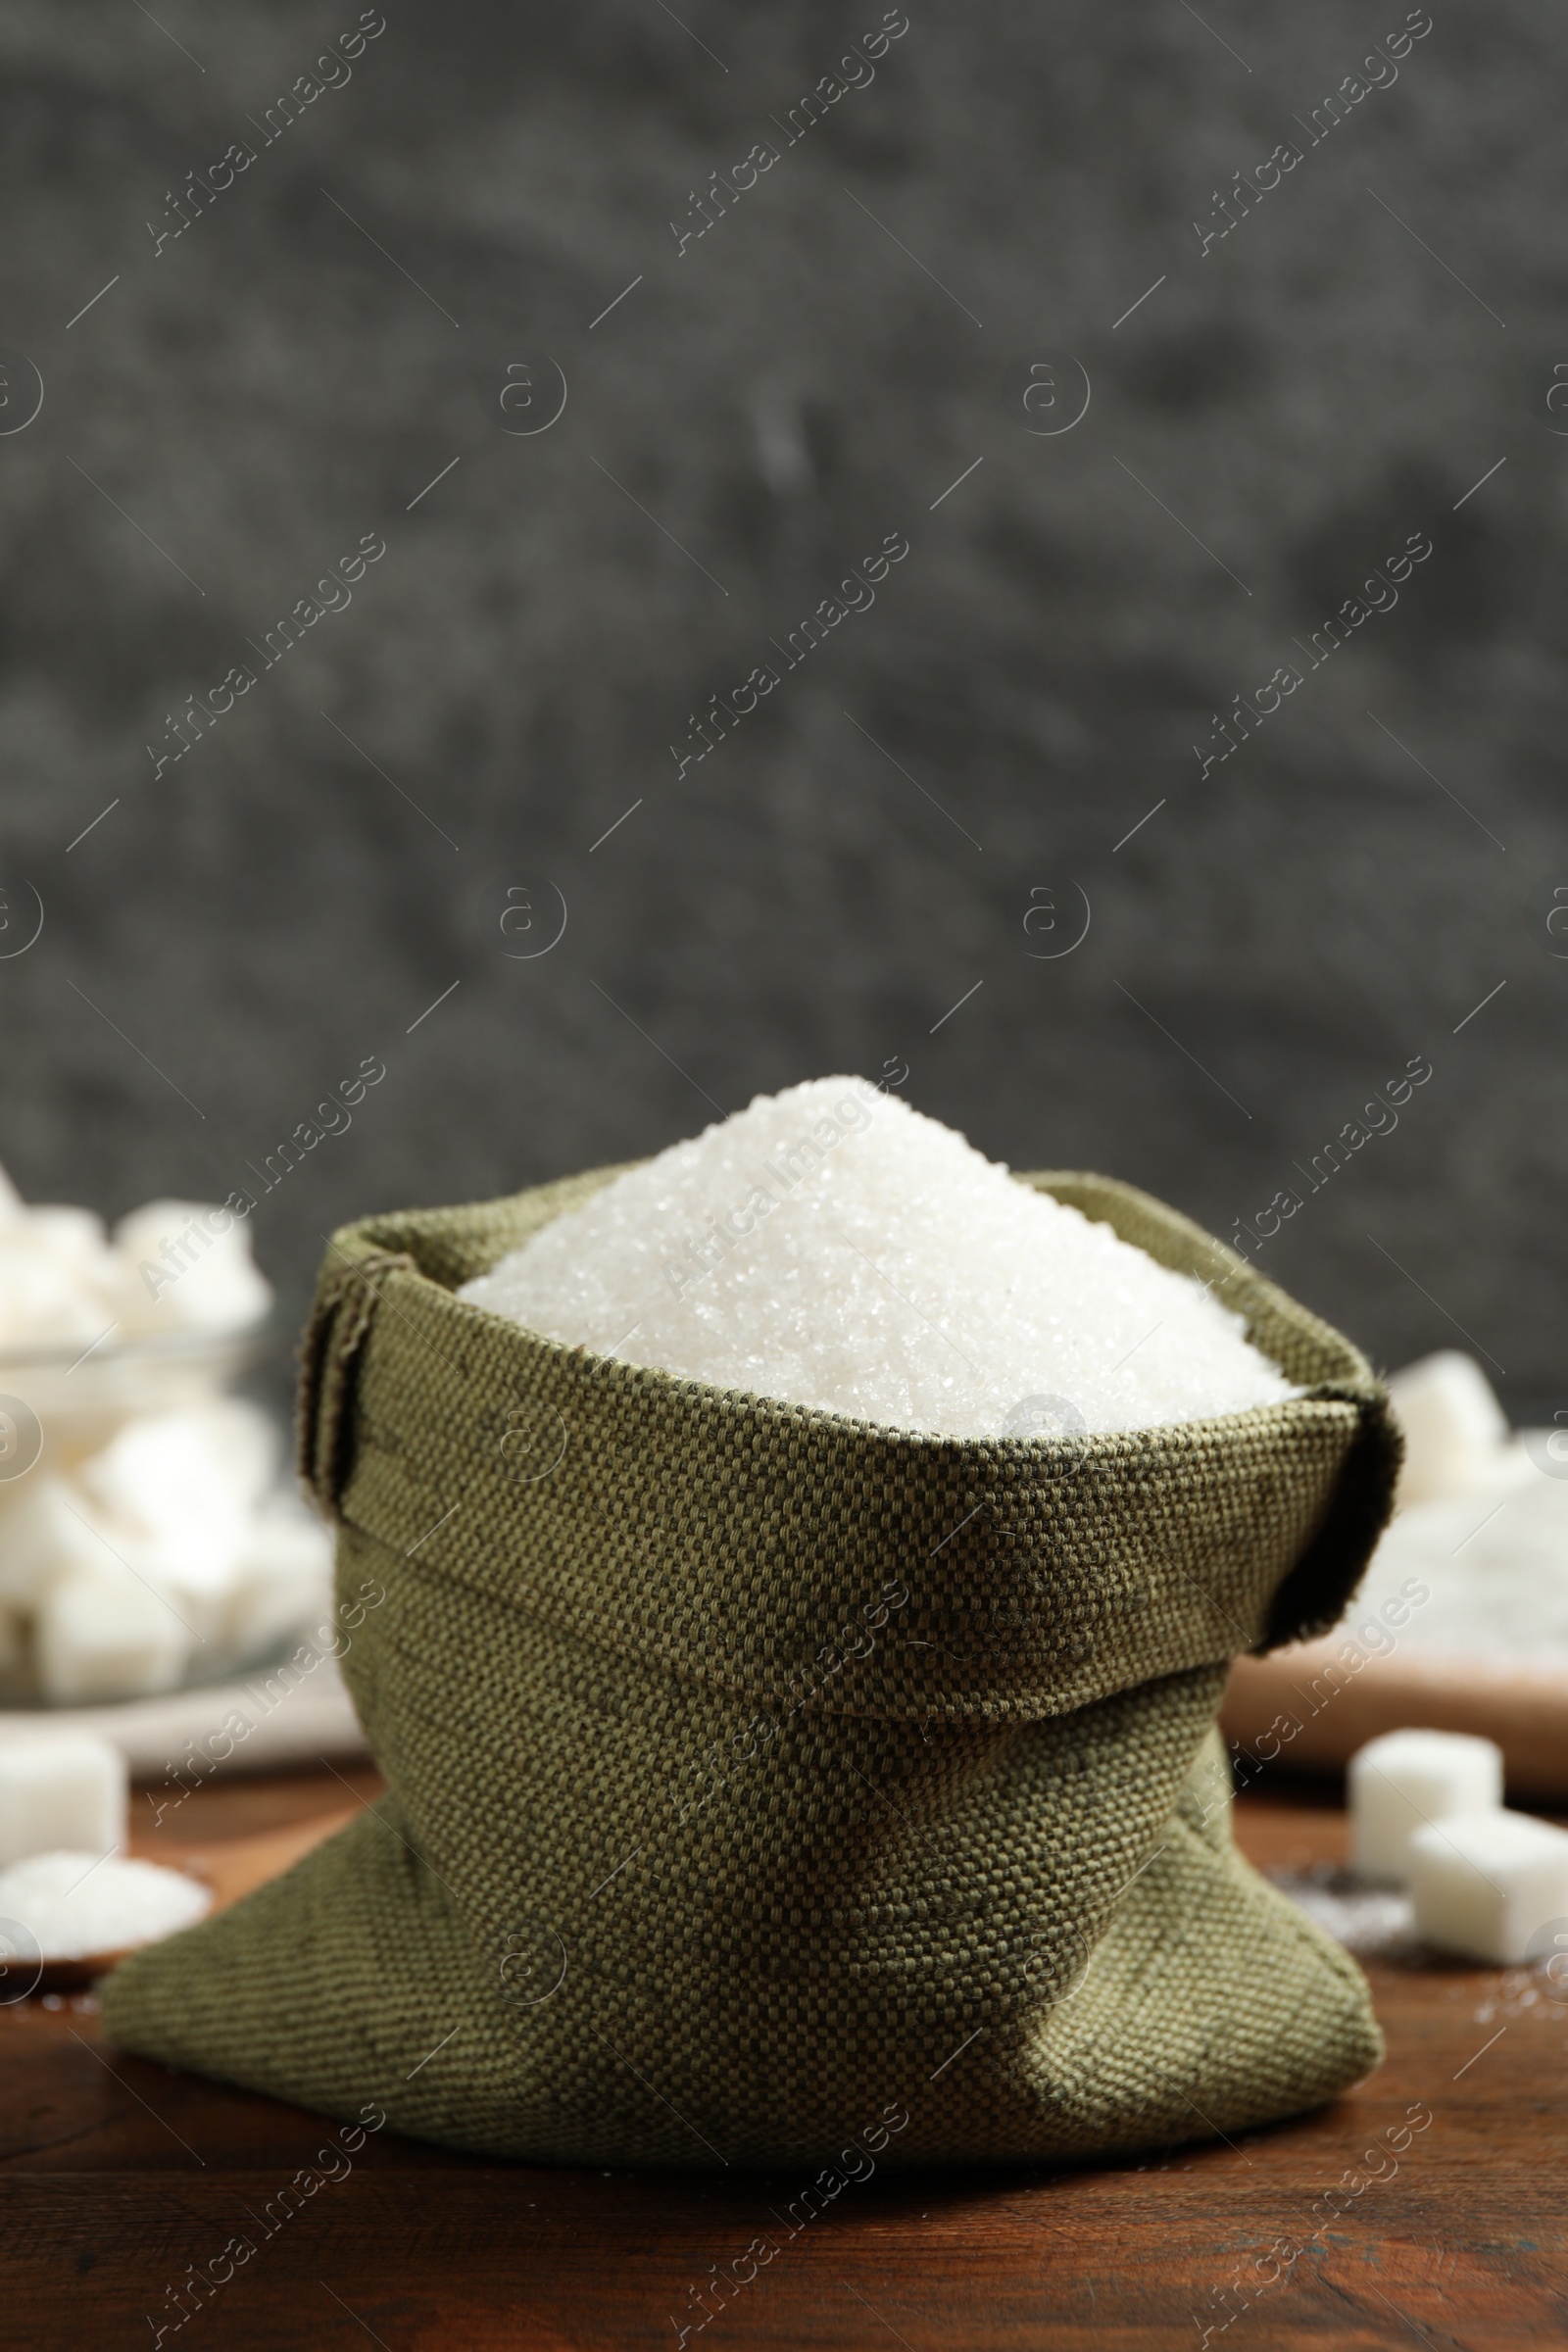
[1268,1864,1416,1957]
[462,1078,1296,1439]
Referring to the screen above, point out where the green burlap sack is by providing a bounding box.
[104,1166,1399,2169]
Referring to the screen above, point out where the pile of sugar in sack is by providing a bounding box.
[462,1077,1296,1438]
[467,1076,1568,1676]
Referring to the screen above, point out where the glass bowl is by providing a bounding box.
[0,1314,337,1710]
[0,1317,273,1475]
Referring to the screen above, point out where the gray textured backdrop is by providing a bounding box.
[1,0,1559,1405]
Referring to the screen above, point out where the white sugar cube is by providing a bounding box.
[101,1397,278,1522]
[1386,1350,1510,1508]
[113,1199,270,1336]
[1409,1811,1568,1965]
[0,1235,110,1350]
[0,1477,118,1609]
[78,1403,272,1602]
[1348,1728,1503,1883]
[26,1202,118,1275]
[0,1733,126,1868]
[33,1560,193,1702]
[223,1497,333,1663]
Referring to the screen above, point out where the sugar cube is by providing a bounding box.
[33,1559,193,1702]
[0,1477,122,1610]
[0,1733,126,1868]
[1348,1728,1503,1883]
[223,1498,334,1664]
[1386,1350,1510,1508]
[113,1198,270,1335]
[1409,1811,1568,1965]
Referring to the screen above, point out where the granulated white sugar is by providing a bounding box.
[461,1077,1294,1439]
[0,1848,209,1960]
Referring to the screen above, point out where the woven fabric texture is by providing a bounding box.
[104,1167,1399,2168]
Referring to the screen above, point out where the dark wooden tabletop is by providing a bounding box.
[3,1764,1563,2351]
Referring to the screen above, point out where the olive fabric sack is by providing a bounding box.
[104,1166,1399,2170]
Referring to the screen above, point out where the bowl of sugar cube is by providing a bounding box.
[0,1158,333,1710]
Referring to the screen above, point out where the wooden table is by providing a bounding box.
[2,1766,1563,2350]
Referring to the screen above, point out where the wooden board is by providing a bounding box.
[2,1765,1565,2350]
[140,1800,362,1909]
[1222,1646,1568,1798]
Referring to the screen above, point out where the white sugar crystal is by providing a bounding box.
[0,1848,208,1961]
[461,1078,1295,1439]
[1409,1811,1568,1965]
[1349,1729,1504,1883]
[1387,1350,1510,1508]
[0,1734,126,1869]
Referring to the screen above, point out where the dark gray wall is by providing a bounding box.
[1,0,1559,1406]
